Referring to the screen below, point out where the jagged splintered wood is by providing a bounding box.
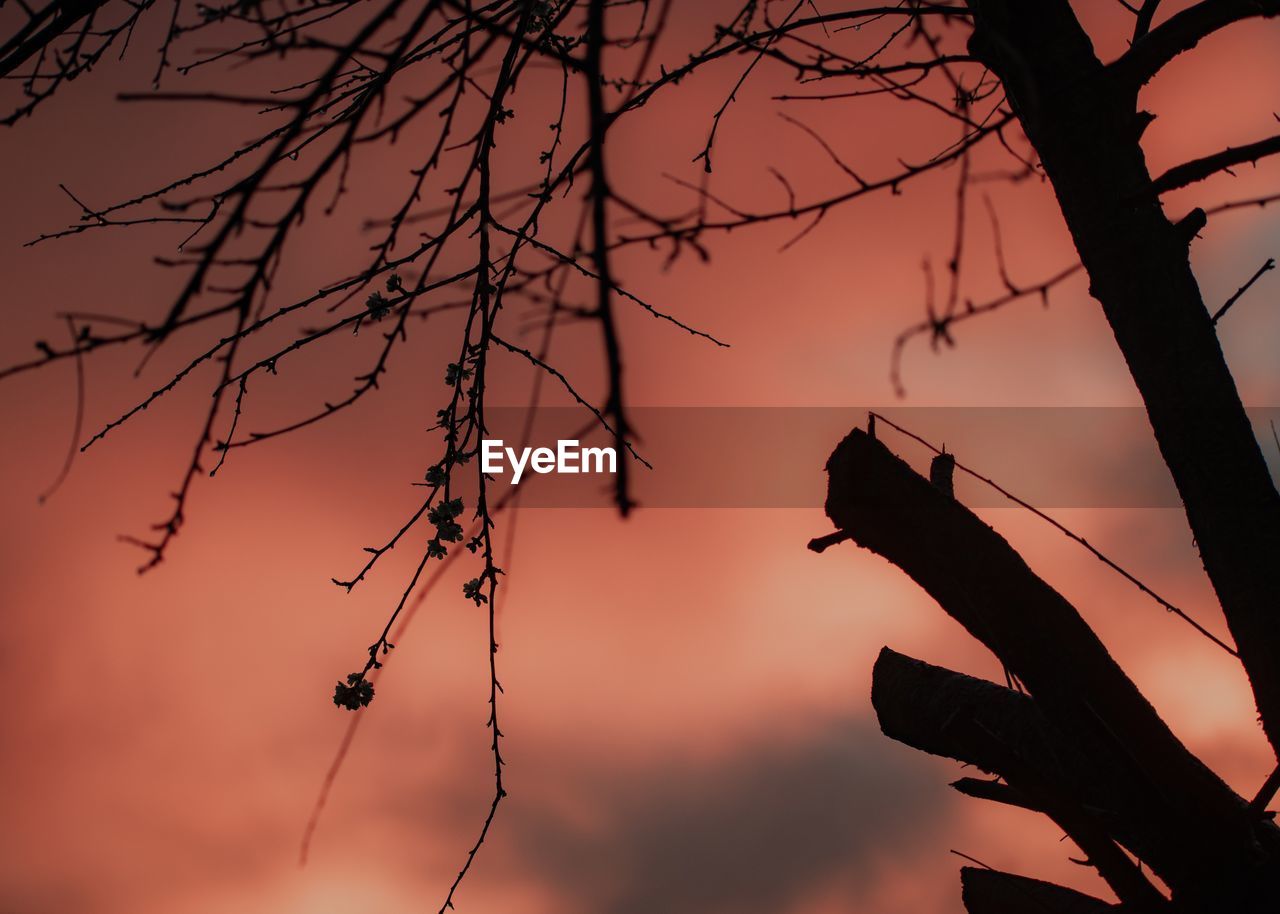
[872,648,1161,908]
[825,427,1280,912]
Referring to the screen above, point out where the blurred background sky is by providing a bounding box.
[2,2,1280,912]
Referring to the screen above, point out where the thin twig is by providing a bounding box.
[869,411,1239,657]
[1212,258,1274,324]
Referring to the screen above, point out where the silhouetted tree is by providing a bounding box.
[4,2,1280,911]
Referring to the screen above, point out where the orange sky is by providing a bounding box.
[2,3,1280,912]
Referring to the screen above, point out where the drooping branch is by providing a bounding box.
[585,0,631,516]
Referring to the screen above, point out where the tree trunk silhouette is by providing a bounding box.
[966,0,1280,760]
[821,3,1280,911]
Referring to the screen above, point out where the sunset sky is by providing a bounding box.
[3,3,1280,913]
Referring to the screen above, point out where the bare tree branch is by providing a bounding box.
[1152,131,1280,194]
[1111,0,1280,88]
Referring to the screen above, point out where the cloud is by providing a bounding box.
[507,716,951,914]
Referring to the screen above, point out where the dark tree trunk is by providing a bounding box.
[818,5,1280,907]
[964,0,1280,760]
